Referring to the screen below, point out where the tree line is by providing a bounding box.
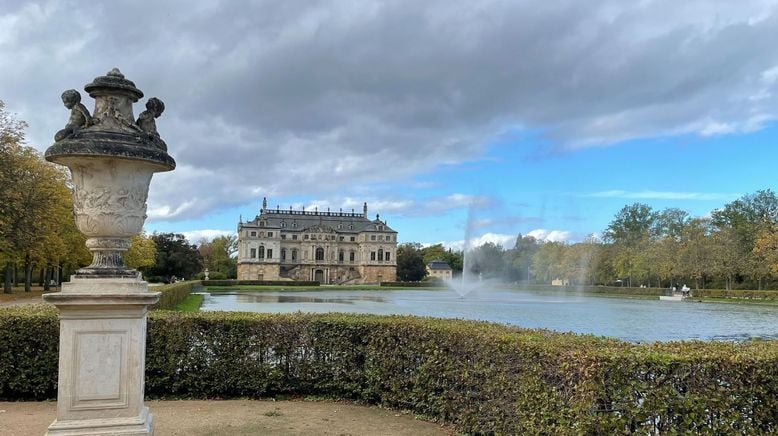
[398,190,778,291]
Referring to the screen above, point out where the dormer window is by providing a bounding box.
[260,221,266,227]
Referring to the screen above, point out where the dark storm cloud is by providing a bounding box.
[2,0,777,220]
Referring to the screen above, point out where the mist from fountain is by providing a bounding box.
[447,204,488,298]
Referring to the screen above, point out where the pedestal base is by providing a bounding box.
[44,277,159,436]
[46,406,153,435]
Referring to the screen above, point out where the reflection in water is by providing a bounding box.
[235,293,385,305]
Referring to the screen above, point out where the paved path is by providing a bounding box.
[0,297,43,307]
[0,400,451,436]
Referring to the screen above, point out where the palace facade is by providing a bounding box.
[237,198,397,284]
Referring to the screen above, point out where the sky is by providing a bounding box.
[2,0,778,250]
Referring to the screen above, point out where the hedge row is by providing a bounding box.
[202,280,319,287]
[380,281,446,288]
[2,306,777,433]
[695,289,778,300]
[518,284,778,300]
[150,281,200,310]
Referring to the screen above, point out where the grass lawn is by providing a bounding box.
[175,294,204,311]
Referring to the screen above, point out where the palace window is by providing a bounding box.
[258,246,265,259]
[281,248,287,260]
[304,235,309,240]
[385,251,391,261]
[267,249,273,259]
[260,221,265,227]
[338,250,344,262]
[281,222,286,227]
[350,236,355,242]
[281,234,286,240]
[268,232,273,237]
[250,248,256,258]
[370,252,376,261]
[250,231,256,237]
[292,235,298,240]
[378,235,383,241]
[291,249,298,260]
[378,249,383,261]
[371,235,376,241]
[316,247,325,261]
[349,251,355,262]
[339,236,344,241]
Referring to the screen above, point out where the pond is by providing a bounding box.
[200,288,778,342]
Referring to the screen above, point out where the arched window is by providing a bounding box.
[281,248,287,260]
[258,246,265,259]
[338,250,344,262]
[315,247,325,261]
[292,249,298,261]
[378,249,384,261]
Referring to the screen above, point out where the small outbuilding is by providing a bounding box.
[426,260,453,280]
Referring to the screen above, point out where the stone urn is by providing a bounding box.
[43,68,174,435]
[45,68,175,278]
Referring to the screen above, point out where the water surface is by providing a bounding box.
[200,288,778,342]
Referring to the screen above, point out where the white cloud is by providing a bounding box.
[437,232,516,251]
[526,229,573,243]
[180,229,237,244]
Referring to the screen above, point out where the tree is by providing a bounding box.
[396,243,426,281]
[125,232,157,272]
[654,208,691,240]
[467,242,505,279]
[604,203,658,246]
[198,235,237,279]
[532,242,564,284]
[507,234,539,282]
[145,233,203,282]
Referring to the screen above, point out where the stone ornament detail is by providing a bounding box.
[45,68,176,278]
[55,68,168,151]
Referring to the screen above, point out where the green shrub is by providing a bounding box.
[0,305,59,400]
[2,308,777,434]
[202,280,319,287]
[150,281,200,310]
[380,281,446,288]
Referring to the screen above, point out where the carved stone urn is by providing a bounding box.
[46,68,175,278]
[43,68,174,435]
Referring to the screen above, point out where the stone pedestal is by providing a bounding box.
[44,278,159,436]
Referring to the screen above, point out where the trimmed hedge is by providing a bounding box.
[2,306,778,434]
[695,289,778,300]
[150,281,200,310]
[202,280,319,287]
[380,281,446,288]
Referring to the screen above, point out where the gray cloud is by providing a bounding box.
[2,0,777,220]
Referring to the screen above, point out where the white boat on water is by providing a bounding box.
[659,295,685,301]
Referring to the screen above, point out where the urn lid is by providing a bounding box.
[84,68,144,101]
